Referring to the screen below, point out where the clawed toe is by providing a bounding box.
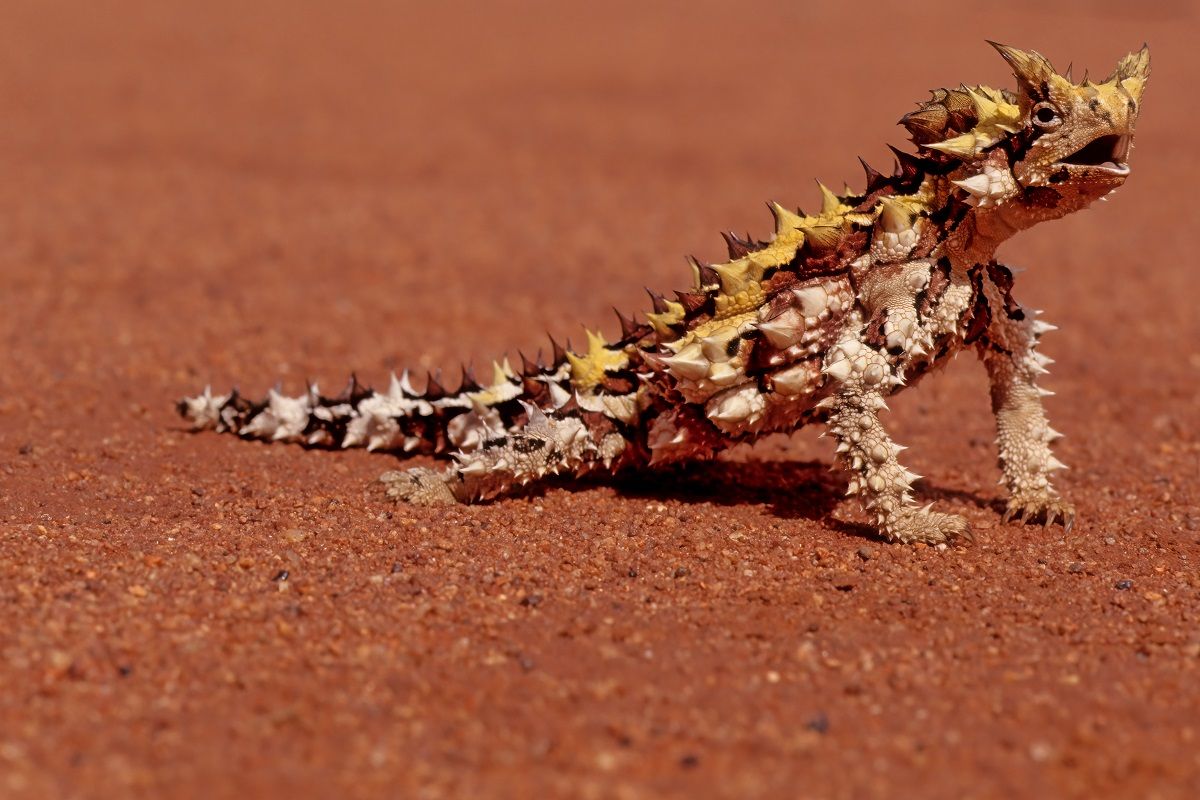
[1002,495,1075,531]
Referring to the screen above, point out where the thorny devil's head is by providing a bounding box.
[902,42,1149,251]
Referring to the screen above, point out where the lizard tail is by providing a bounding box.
[176,348,580,456]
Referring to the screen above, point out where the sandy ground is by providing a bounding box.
[2,1,1199,797]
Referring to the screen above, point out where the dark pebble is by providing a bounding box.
[627,568,638,578]
[806,712,830,734]
[518,655,536,672]
[673,567,689,579]
[1115,579,1133,590]
[680,754,700,769]
[520,593,543,607]
[18,443,33,455]
[272,570,289,582]
[831,573,857,591]
[1068,562,1084,574]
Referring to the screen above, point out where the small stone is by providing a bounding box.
[520,593,543,607]
[806,712,830,734]
[680,754,700,769]
[1067,562,1084,574]
[673,566,689,579]
[1115,579,1133,591]
[831,573,857,591]
[127,585,148,598]
[856,546,876,561]
[271,570,289,582]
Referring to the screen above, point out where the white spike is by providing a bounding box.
[663,343,710,381]
[791,285,829,318]
[823,358,853,382]
[758,310,804,348]
[952,174,991,198]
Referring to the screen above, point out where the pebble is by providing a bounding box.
[1115,579,1133,590]
[856,546,876,561]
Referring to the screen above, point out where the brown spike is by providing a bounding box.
[646,288,669,314]
[459,365,481,392]
[336,373,371,404]
[900,106,948,144]
[613,308,640,341]
[887,144,922,181]
[858,156,888,194]
[674,290,708,314]
[547,335,567,365]
[721,231,751,259]
[423,371,446,400]
[518,350,540,375]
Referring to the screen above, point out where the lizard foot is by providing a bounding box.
[1002,493,1076,532]
[380,468,460,506]
[884,504,973,546]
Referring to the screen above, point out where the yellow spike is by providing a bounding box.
[799,224,842,251]
[817,182,841,216]
[876,196,912,233]
[566,329,627,389]
[924,132,979,158]
[490,360,512,386]
[646,300,686,338]
[711,260,758,295]
[768,201,804,235]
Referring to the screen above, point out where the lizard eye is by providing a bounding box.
[1032,102,1062,129]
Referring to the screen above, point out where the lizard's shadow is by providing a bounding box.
[596,459,996,541]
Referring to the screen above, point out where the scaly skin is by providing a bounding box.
[179,43,1150,544]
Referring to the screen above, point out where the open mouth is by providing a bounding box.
[1058,134,1131,176]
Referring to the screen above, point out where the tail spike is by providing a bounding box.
[547,334,567,365]
[646,288,669,314]
[337,373,371,404]
[424,370,447,400]
[458,364,481,393]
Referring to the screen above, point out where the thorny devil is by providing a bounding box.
[180,43,1150,545]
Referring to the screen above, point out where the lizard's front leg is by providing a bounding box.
[978,290,1075,530]
[821,335,971,545]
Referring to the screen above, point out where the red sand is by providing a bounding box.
[2,2,1198,797]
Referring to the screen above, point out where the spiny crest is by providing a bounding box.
[903,84,1021,159]
[1106,44,1151,101]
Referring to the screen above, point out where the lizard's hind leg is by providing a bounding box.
[381,402,628,505]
